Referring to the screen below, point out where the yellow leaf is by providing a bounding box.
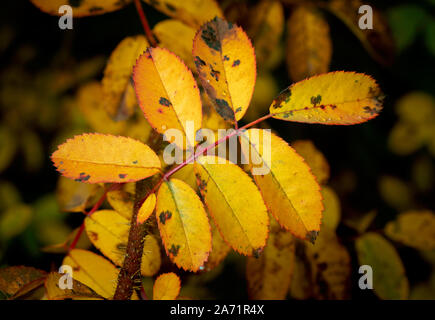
[194,155,269,256]
[320,187,341,231]
[355,233,409,300]
[171,164,198,191]
[29,0,132,17]
[201,92,231,131]
[239,129,322,242]
[286,5,332,82]
[247,0,284,65]
[203,219,231,272]
[51,133,161,183]
[133,47,202,149]
[292,140,330,184]
[246,218,295,299]
[327,0,395,66]
[388,121,425,155]
[193,17,256,123]
[0,266,46,298]
[56,176,103,213]
[270,72,384,124]
[102,36,149,120]
[137,193,156,224]
[156,179,211,272]
[385,210,435,250]
[44,272,103,300]
[143,0,223,29]
[63,249,119,299]
[395,92,435,125]
[107,189,135,219]
[307,229,351,299]
[77,82,126,134]
[84,210,130,267]
[153,272,181,300]
[153,19,196,71]
[141,235,162,277]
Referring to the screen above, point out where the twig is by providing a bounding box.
[133,0,158,46]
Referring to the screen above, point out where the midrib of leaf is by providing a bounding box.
[53,157,160,169]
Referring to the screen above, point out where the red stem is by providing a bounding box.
[133,0,157,47]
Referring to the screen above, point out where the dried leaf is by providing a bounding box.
[156,179,211,272]
[270,72,384,125]
[193,17,256,123]
[194,155,269,256]
[51,133,161,183]
[0,266,46,298]
[44,272,103,300]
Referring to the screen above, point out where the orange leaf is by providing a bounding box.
[270,72,384,125]
[194,156,269,256]
[193,17,256,123]
[153,272,181,300]
[156,179,211,272]
[51,133,161,183]
[133,47,202,149]
[137,193,156,225]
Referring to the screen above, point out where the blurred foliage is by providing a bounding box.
[0,0,434,300]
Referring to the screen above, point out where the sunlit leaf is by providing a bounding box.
[156,179,211,272]
[193,17,256,123]
[142,0,223,29]
[51,133,161,183]
[292,140,330,185]
[385,210,435,250]
[133,47,202,149]
[137,193,156,224]
[355,233,409,300]
[246,218,295,299]
[327,0,395,66]
[239,129,322,242]
[29,0,132,17]
[270,72,384,125]
[0,266,46,298]
[153,272,181,300]
[102,36,149,121]
[194,155,269,256]
[153,19,196,71]
[44,272,103,300]
[286,5,332,82]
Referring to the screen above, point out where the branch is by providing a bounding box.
[133,0,158,46]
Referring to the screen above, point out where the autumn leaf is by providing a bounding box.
[292,140,330,185]
[63,249,120,299]
[141,235,162,277]
[384,210,435,250]
[137,193,156,224]
[133,47,202,149]
[193,17,256,123]
[194,155,269,256]
[270,72,384,124]
[326,0,395,66]
[203,219,231,272]
[44,272,103,300]
[355,233,409,300]
[102,36,149,120]
[153,19,196,71]
[142,0,223,29]
[246,218,295,299]
[321,186,341,231]
[286,5,332,82]
[107,189,135,219]
[29,0,132,17]
[51,133,161,184]
[153,272,181,300]
[56,176,103,213]
[156,179,211,272]
[0,266,46,299]
[239,129,323,242]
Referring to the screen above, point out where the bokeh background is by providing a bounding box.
[0,0,434,299]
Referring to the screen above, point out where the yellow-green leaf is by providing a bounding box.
[156,179,211,272]
[385,210,435,250]
[29,0,132,17]
[355,233,409,300]
[194,155,269,256]
[286,5,332,82]
[102,36,149,120]
[239,129,322,242]
[270,72,384,125]
[153,272,181,300]
[51,133,161,183]
[246,218,295,299]
[142,0,223,29]
[193,17,256,123]
[133,47,202,149]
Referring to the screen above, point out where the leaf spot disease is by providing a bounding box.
[215,99,235,121]
[159,97,172,107]
[168,244,181,257]
[232,59,240,67]
[311,95,322,106]
[159,210,172,225]
[201,24,221,51]
[119,174,127,179]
